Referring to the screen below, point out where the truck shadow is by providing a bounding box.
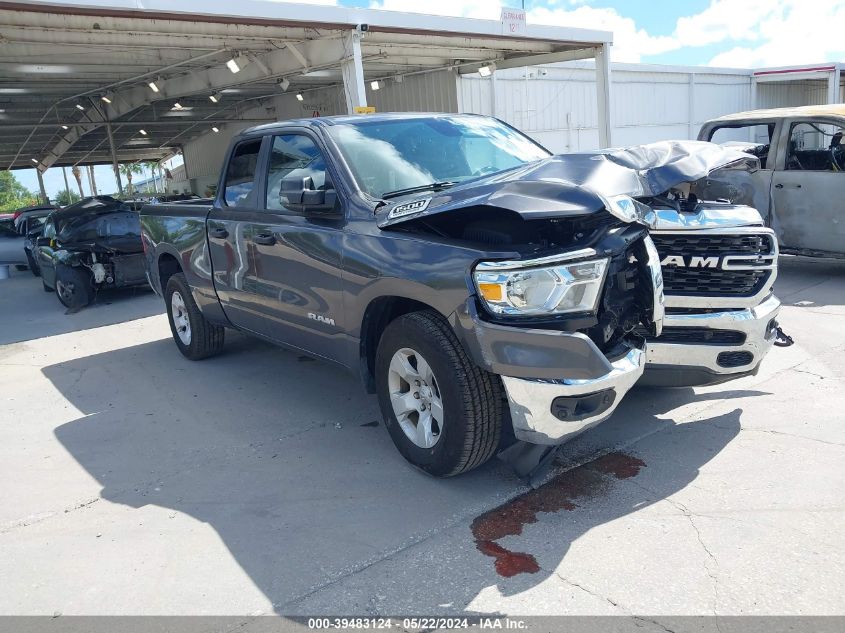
[46,335,752,614]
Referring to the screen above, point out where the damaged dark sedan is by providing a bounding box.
[37,196,147,310]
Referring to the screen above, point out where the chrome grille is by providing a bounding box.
[651,230,776,299]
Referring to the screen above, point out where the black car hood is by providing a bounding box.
[53,195,129,222]
[377,140,756,228]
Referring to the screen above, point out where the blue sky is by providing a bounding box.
[13,0,845,198]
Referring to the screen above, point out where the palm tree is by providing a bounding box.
[119,162,144,195]
[141,160,159,193]
[71,165,85,198]
[88,165,98,195]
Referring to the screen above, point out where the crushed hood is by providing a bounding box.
[378,140,757,229]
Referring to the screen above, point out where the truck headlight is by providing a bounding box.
[473,257,609,316]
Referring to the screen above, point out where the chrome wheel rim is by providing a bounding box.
[171,290,192,345]
[56,280,74,303]
[387,347,444,449]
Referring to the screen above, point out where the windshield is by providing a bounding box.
[326,116,550,198]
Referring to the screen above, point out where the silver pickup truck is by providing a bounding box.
[699,104,845,258]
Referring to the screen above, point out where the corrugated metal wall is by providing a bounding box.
[367,70,457,112]
[457,63,753,152]
[757,80,839,108]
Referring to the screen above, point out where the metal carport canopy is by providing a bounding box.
[0,0,613,177]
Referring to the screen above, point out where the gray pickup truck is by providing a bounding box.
[140,113,780,476]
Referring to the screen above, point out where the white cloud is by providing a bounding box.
[676,0,845,67]
[371,1,678,63]
[368,0,845,68]
[674,0,770,47]
[528,6,678,62]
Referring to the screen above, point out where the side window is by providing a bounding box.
[708,123,774,168]
[224,139,262,207]
[265,134,330,211]
[786,121,845,172]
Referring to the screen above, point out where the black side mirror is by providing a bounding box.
[280,175,340,218]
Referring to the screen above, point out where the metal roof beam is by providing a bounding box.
[457,47,597,74]
[35,36,347,171]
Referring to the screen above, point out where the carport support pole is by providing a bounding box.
[828,66,841,104]
[341,31,367,114]
[36,168,48,204]
[105,122,124,196]
[594,43,612,148]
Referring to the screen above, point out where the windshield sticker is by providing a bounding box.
[387,198,431,220]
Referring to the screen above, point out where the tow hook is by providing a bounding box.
[498,441,561,488]
[774,325,794,348]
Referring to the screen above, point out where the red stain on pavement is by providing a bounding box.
[472,452,646,577]
[475,540,540,577]
[590,452,647,479]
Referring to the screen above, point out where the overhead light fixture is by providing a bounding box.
[296,93,304,101]
[61,124,69,130]
[31,158,39,164]
[101,92,114,104]
[211,126,220,133]
[370,80,380,91]
[226,55,242,74]
[75,103,85,111]
[395,75,404,83]
[478,63,496,77]
[279,78,290,92]
[209,92,223,103]
[173,102,183,110]
[139,129,147,136]
[148,78,161,93]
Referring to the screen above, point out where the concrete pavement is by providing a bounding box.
[0,255,843,618]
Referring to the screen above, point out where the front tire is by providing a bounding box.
[25,249,40,277]
[165,273,225,360]
[55,264,94,310]
[375,310,504,477]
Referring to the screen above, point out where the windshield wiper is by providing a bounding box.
[381,181,457,200]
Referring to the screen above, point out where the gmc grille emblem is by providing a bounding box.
[660,255,721,268]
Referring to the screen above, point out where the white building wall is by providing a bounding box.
[458,62,752,152]
[757,80,832,109]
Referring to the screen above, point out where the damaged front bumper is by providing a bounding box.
[639,294,781,387]
[452,299,649,445]
[501,344,646,445]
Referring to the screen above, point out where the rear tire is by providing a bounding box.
[165,273,225,360]
[375,310,504,477]
[55,264,94,310]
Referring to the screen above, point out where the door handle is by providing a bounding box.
[253,233,276,245]
[209,227,229,238]
[774,183,783,189]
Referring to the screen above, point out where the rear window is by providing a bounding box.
[224,140,262,207]
[57,212,141,242]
